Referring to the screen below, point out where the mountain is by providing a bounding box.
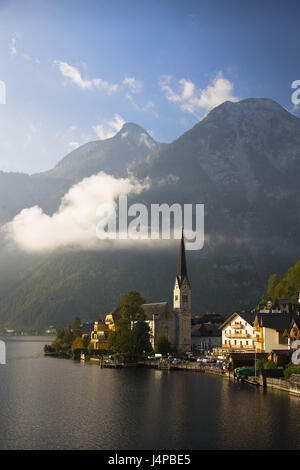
[41,123,163,180]
[133,98,300,269]
[0,124,163,223]
[1,98,300,331]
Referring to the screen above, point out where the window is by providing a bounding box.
[175,295,178,301]
[182,295,188,302]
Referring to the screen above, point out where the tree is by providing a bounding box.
[108,290,151,355]
[156,335,172,355]
[266,274,280,301]
[132,320,152,355]
[119,290,146,322]
[73,316,82,338]
[108,317,133,354]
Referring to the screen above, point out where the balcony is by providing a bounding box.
[225,333,249,339]
[253,336,264,343]
[222,344,254,349]
[231,323,244,329]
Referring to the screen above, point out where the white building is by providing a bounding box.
[219,311,295,353]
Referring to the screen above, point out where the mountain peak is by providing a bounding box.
[119,122,146,133]
[207,97,295,121]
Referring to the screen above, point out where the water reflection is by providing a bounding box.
[0,338,299,450]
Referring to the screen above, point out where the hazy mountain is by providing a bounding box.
[1,98,300,331]
[0,123,164,223]
[42,123,163,180]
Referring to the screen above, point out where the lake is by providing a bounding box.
[0,337,299,450]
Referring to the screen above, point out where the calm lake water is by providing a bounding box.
[0,336,299,450]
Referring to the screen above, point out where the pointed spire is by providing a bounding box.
[177,228,189,286]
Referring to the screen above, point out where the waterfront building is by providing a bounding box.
[90,320,110,350]
[218,312,296,354]
[105,306,121,331]
[90,232,192,352]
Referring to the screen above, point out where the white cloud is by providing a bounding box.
[9,35,40,64]
[9,37,17,56]
[68,141,81,150]
[3,172,147,253]
[92,114,126,140]
[160,73,239,118]
[123,76,143,94]
[54,61,119,94]
[22,53,40,65]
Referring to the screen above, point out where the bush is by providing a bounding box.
[284,363,300,379]
[256,359,277,370]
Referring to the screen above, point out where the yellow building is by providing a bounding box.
[105,306,121,331]
[219,312,293,354]
[90,306,121,350]
[90,320,110,350]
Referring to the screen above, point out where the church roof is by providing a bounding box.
[142,302,173,320]
[177,230,190,287]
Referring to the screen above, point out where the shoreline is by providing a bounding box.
[86,355,300,397]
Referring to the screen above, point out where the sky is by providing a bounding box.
[0,0,300,174]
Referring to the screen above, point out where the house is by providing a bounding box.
[259,293,300,314]
[289,317,300,343]
[219,311,296,354]
[191,323,221,352]
[90,320,110,350]
[105,306,121,331]
[268,349,292,367]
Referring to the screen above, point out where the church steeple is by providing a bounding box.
[177,229,190,288]
[173,229,192,352]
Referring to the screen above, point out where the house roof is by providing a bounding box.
[270,349,292,356]
[291,317,300,330]
[220,311,295,332]
[275,298,297,305]
[106,305,121,323]
[142,302,173,320]
[228,353,268,360]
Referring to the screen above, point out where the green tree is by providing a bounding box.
[156,335,172,355]
[119,290,146,322]
[108,317,133,354]
[73,316,82,337]
[108,290,151,355]
[266,274,280,301]
[132,320,152,355]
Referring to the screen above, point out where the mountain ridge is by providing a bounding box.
[1,97,300,330]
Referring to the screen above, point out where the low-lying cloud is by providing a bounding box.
[3,172,147,253]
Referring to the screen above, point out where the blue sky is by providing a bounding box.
[0,0,300,173]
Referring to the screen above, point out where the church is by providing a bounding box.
[142,231,192,352]
[91,232,192,353]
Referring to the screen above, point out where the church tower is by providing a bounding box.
[173,230,191,352]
